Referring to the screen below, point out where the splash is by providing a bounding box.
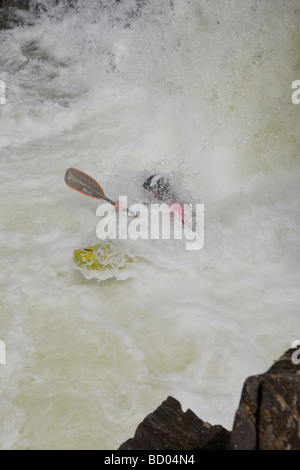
[0,0,299,450]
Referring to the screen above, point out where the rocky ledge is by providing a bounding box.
[119,347,300,450]
[0,1,30,29]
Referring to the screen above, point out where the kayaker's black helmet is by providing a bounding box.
[143,174,175,202]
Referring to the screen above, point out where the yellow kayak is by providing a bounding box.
[73,242,135,279]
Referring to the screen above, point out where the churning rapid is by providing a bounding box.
[0,0,299,449]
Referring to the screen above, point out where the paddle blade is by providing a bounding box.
[65,168,106,200]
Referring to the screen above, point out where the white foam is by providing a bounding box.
[0,0,299,449]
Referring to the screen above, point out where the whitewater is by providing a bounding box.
[0,0,299,449]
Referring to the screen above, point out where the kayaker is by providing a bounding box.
[142,174,178,202]
[115,173,185,223]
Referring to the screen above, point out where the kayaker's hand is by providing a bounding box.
[115,200,126,212]
[170,203,184,223]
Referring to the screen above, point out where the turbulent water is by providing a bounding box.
[0,0,300,449]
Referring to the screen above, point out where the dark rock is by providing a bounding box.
[0,0,30,11]
[0,0,30,30]
[0,8,10,29]
[0,0,29,7]
[118,396,230,450]
[0,1,76,29]
[229,348,300,450]
[119,348,300,450]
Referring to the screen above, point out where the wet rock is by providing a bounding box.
[0,8,10,29]
[0,0,30,29]
[229,348,300,450]
[118,396,230,450]
[119,348,300,450]
[0,1,76,29]
[0,0,30,10]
